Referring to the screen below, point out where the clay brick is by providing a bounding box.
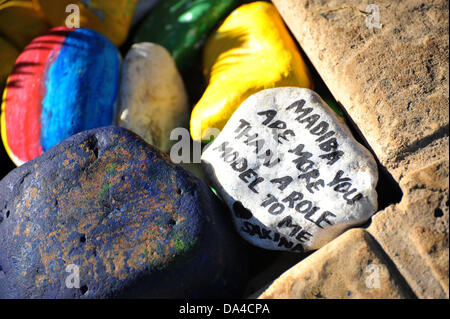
[258,228,415,299]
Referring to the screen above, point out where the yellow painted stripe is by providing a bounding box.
[1,81,24,166]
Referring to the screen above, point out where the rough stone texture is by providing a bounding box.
[411,226,449,296]
[269,0,449,298]
[2,27,121,166]
[0,126,248,298]
[368,158,449,298]
[389,136,449,182]
[272,0,449,180]
[258,228,415,299]
[0,2,49,49]
[190,1,313,142]
[201,87,378,252]
[134,0,239,71]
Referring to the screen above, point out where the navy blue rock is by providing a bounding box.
[0,126,248,298]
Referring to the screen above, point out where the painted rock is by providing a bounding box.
[134,0,239,71]
[116,43,189,153]
[0,0,49,49]
[0,126,248,298]
[322,95,344,119]
[34,0,138,46]
[1,27,120,167]
[179,162,209,185]
[201,87,378,253]
[0,37,19,94]
[190,1,313,142]
[131,0,159,27]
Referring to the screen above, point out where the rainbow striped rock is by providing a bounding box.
[1,27,120,166]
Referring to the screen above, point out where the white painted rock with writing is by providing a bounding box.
[116,42,189,153]
[201,87,378,252]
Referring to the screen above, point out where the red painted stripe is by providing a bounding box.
[4,27,72,163]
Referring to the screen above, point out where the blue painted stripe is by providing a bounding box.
[40,28,120,151]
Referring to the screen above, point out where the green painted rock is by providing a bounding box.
[134,0,239,71]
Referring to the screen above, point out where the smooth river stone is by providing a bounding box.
[34,0,137,46]
[201,87,378,253]
[190,1,313,143]
[116,43,189,153]
[134,0,239,71]
[0,126,248,298]
[1,27,120,167]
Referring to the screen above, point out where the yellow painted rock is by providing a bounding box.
[190,1,313,142]
[33,0,137,46]
[0,0,49,49]
[0,37,19,93]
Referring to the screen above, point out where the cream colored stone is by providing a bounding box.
[116,42,189,153]
[258,228,414,299]
[201,88,378,252]
[271,0,449,299]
